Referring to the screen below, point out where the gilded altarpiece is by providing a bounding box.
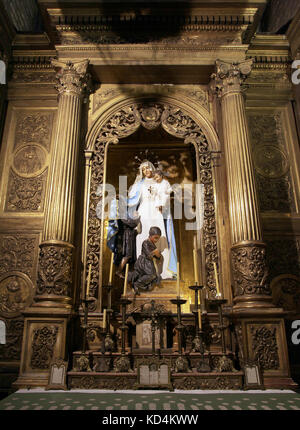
[247,109,300,315]
[83,100,222,347]
[0,105,55,385]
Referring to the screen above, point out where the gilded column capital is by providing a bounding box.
[51,59,90,97]
[211,59,253,97]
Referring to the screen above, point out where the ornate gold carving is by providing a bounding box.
[203,323,222,346]
[0,319,24,361]
[211,59,253,96]
[0,234,38,279]
[0,272,34,318]
[93,86,210,113]
[211,355,235,372]
[51,59,90,97]
[12,144,47,178]
[248,113,294,213]
[172,376,241,390]
[136,104,163,130]
[30,325,59,369]
[253,145,289,179]
[113,355,131,373]
[15,111,53,151]
[56,23,245,46]
[36,245,73,297]
[11,71,56,83]
[5,168,47,212]
[87,102,220,302]
[250,325,280,370]
[69,375,134,390]
[73,354,92,372]
[231,243,270,297]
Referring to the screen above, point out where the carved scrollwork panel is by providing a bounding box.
[0,318,24,361]
[250,325,280,370]
[247,112,295,213]
[5,168,47,212]
[0,234,39,279]
[231,243,270,297]
[37,245,73,297]
[14,111,54,152]
[30,325,59,370]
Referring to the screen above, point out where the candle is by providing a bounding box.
[86,264,92,297]
[123,264,129,296]
[198,308,202,329]
[213,262,221,296]
[176,262,180,297]
[103,309,107,329]
[193,248,199,284]
[109,252,114,284]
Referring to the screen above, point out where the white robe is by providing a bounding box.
[131,177,173,279]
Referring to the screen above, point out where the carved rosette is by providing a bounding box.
[36,244,73,301]
[231,242,271,300]
[86,102,221,303]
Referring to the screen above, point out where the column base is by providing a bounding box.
[14,305,73,389]
[233,294,274,310]
[232,307,298,390]
[33,294,72,309]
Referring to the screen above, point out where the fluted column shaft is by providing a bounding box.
[43,93,82,242]
[212,60,272,308]
[35,60,90,306]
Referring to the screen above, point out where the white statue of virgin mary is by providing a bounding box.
[128,160,177,279]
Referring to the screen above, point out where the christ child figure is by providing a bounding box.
[153,169,172,218]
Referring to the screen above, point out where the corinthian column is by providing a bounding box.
[35,59,90,307]
[212,60,272,309]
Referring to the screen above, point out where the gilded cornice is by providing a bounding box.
[39,1,266,46]
[11,52,56,84]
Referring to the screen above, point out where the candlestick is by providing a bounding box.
[213,262,221,296]
[176,262,180,297]
[103,309,107,329]
[123,264,129,296]
[108,289,112,309]
[109,252,114,284]
[193,248,199,284]
[86,264,92,297]
[198,308,202,329]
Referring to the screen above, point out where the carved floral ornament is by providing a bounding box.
[231,243,270,297]
[86,102,220,306]
[51,59,91,97]
[211,59,253,96]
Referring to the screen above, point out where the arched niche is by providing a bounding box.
[83,97,221,312]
